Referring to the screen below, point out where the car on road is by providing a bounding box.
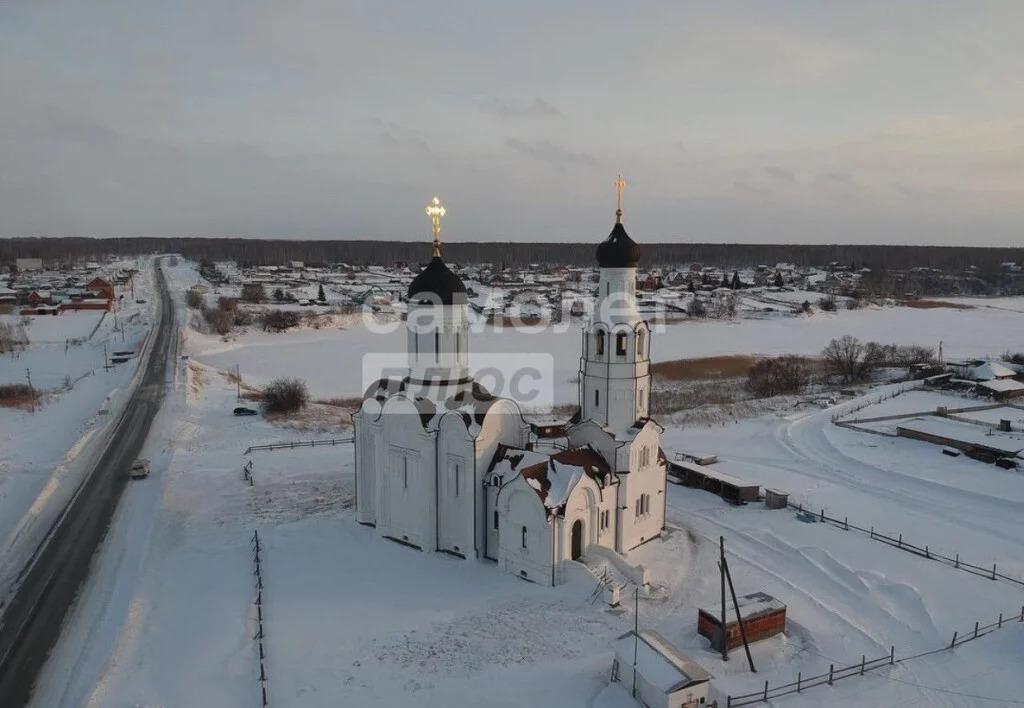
[130,459,150,479]
[233,406,258,416]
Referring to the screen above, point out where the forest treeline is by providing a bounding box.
[1,237,1021,274]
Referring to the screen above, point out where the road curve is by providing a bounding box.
[0,258,176,706]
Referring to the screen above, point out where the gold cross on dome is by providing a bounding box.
[425,196,446,257]
[614,174,626,223]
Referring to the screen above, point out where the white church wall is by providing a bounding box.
[474,399,530,557]
[436,413,476,558]
[616,424,666,553]
[499,481,554,585]
[407,302,469,383]
[353,404,380,525]
[560,481,599,562]
[376,397,437,551]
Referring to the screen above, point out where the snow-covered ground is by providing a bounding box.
[0,260,159,599]
[189,300,1024,408]
[31,280,1024,707]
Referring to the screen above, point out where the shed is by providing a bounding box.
[698,591,787,651]
[611,630,712,708]
[668,460,759,504]
[764,488,788,510]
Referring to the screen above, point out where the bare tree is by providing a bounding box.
[241,283,265,303]
[821,335,883,383]
[262,378,309,413]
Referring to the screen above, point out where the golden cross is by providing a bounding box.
[425,196,446,257]
[614,174,626,223]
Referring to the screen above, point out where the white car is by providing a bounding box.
[130,459,150,479]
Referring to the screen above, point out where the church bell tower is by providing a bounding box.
[579,176,651,430]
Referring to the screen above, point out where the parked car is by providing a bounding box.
[130,459,150,479]
[234,406,258,416]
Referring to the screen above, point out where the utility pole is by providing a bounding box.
[103,343,111,371]
[25,368,34,413]
[720,536,728,662]
[631,587,639,698]
[236,363,241,399]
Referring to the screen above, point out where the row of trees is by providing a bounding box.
[3,237,1021,278]
[745,336,936,397]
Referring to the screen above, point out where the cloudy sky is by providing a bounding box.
[2,1,1022,245]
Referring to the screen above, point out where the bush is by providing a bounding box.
[260,309,300,332]
[0,383,38,408]
[819,296,837,312]
[262,378,309,413]
[203,307,235,336]
[746,356,811,397]
[241,283,265,303]
[186,289,204,309]
[686,298,707,318]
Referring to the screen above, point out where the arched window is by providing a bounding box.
[521,526,528,548]
[494,510,499,530]
[594,389,600,408]
[636,328,645,357]
[616,332,627,356]
[595,329,605,356]
[434,331,440,362]
[456,331,460,358]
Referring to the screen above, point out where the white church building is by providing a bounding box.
[353,188,667,585]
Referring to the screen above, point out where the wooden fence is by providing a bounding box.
[788,503,1024,589]
[243,436,353,455]
[726,609,1024,706]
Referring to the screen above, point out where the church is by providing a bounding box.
[353,184,667,585]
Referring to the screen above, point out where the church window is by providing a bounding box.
[595,330,605,356]
[414,333,419,356]
[521,526,528,548]
[594,389,600,408]
[435,331,440,361]
[636,329,644,356]
[402,456,408,489]
[456,331,461,358]
[454,463,461,496]
[616,332,627,356]
[494,510,499,530]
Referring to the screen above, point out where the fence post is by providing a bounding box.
[1020,606,1023,622]
[860,655,865,675]
[898,533,902,549]
[844,517,848,530]
[974,621,979,639]
[999,613,1003,628]
[763,680,768,700]
[925,545,929,559]
[870,526,874,539]
[820,508,825,522]
[992,563,997,580]
[259,661,266,681]
[262,685,268,706]
[828,664,834,686]
[797,672,801,692]
[726,696,731,708]
[955,553,959,568]
[950,631,957,647]
[890,646,894,665]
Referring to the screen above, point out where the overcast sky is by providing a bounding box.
[2,1,1022,246]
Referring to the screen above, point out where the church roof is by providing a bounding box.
[596,221,640,268]
[521,447,611,512]
[407,256,467,305]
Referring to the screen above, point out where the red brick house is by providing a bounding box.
[698,591,786,651]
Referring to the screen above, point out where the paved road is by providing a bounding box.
[0,259,175,706]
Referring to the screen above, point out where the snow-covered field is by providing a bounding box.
[28,285,1024,707]
[189,301,1024,408]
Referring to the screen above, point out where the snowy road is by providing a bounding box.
[0,259,176,706]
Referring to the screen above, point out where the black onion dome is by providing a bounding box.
[596,221,641,268]
[407,256,468,305]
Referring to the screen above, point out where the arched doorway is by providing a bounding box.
[570,519,583,560]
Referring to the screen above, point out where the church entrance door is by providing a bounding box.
[571,519,583,560]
